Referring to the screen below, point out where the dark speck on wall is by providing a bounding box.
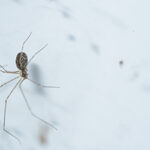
[91,43,100,54]
[61,11,71,19]
[119,60,124,67]
[67,34,76,42]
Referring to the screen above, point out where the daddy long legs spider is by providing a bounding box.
[0,33,59,143]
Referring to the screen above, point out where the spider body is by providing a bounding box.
[16,52,28,79]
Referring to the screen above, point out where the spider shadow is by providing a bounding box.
[29,63,47,96]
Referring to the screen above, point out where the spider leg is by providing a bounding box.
[19,79,57,130]
[27,44,48,65]
[27,78,60,88]
[0,70,19,74]
[0,76,19,88]
[0,65,19,74]
[3,78,22,144]
[21,32,32,52]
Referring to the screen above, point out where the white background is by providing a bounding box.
[0,0,150,150]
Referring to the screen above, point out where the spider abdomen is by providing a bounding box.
[16,52,28,70]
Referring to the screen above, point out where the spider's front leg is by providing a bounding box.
[0,65,19,74]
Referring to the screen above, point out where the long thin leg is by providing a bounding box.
[0,70,19,74]
[27,44,48,65]
[19,79,57,130]
[27,78,60,88]
[0,76,19,88]
[3,78,22,144]
[21,32,32,52]
[0,65,19,74]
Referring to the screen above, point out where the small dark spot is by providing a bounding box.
[49,0,57,2]
[91,43,100,54]
[61,11,71,19]
[38,126,49,145]
[68,34,76,42]
[12,0,21,3]
[130,71,139,81]
[119,60,124,67]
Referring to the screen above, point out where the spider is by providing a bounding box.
[0,33,59,143]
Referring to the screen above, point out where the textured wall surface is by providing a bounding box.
[0,0,149,150]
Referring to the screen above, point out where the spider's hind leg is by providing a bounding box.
[0,76,19,88]
[27,78,60,88]
[19,79,57,130]
[3,78,22,144]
